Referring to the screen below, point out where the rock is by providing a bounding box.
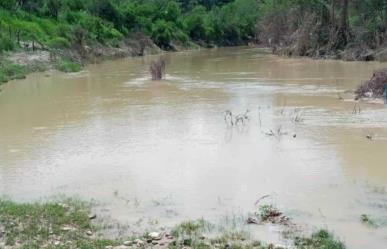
[159,242,165,246]
[54,241,60,246]
[148,232,162,240]
[199,235,206,240]
[86,230,93,236]
[61,225,75,231]
[152,241,158,245]
[123,241,133,246]
[134,239,144,247]
[105,246,113,249]
[165,234,174,240]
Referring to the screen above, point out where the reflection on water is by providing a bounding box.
[1,47,387,248]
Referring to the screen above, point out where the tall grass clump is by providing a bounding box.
[294,229,346,249]
[0,61,27,83]
[0,199,119,248]
[55,59,82,73]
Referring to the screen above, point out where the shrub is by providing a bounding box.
[55,59,81,73]
[0,36,15,52]
[149,57,166,80]
[47,37,71,48]
[0,61,27,83]
[294,229,346,249]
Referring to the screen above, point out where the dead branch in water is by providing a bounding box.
[255,194,270,206]
[224,110,234,126]
[352,103,361,114]
[224,109,249,127]
[150,57,166,80]
[291,108,304,123]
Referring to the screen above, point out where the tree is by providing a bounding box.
[335,0,350,49]
[46,0,62,20]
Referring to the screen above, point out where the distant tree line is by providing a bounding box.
[0,0,259,52]
[0,0,386,59]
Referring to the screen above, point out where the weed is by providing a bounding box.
[294,229,345,249]
[55,59,82,73]
[0,61,27,83]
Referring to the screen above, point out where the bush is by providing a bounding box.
[294,229,345,249]
[47,37,71,48]
[151,20,174,48]
[55,59,81,72]
[0,36,15,52]
[0,61,27,83]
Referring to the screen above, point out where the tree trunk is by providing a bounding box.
[336,0,349,49]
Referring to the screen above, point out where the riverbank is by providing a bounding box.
[272,44,387,63]
[0,199,345,249]
[0,35,164,85]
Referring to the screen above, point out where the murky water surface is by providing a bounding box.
[1,48,387,248]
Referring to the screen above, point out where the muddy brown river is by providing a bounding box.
[1,47,387,248]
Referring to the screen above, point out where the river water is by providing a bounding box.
[1,47,387,248]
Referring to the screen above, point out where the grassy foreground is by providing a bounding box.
[0,199,345,249]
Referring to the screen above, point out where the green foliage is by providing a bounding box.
[0,0,262,53]
[0,199,121,248]
[294,229,346,249]
[47,37,71,48]
[0,36,15,52]
[55,59,82,73]
[0,0,384,58]
[151,20,175,48]
[0,61,27,83]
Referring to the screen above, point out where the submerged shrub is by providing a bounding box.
[150,57,166,80]
[55,59,81,73]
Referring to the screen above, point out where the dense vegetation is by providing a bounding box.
[258,0,387,60]
[0,0,386,83]
[0,0,259,53]
[0,0,386,56]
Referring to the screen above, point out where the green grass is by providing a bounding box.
[0,199,347,249]
[294,229,346,249]
[0,61,27,84]
[0,199,119,249]
[55,59,82,73]
[169,219,271,249]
